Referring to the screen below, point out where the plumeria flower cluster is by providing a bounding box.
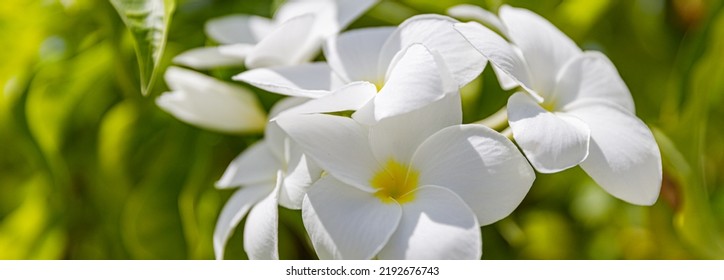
[157,1,662,260]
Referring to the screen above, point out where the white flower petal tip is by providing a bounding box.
[245,14,318,69]
[233,63,334,98]
[215,141,279,189]
[412,124,535,225]
[157,67,267,134]
[303,176,402,260]
[572,105,662,206]
[244,171,283,260]
[213,185,274,260]
[172,46,249,70]
[272,81,377,120]
[377,186,481,260]
[507,92,590,173]
[447,4,507,36]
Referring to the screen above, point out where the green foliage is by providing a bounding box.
[0,0,722,259]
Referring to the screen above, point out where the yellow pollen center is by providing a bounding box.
[370,159,419,204]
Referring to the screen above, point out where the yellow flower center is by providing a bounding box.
[370,159,419,204]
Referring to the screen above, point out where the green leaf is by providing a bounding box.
[110,0,176,96]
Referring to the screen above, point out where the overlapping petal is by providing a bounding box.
[216,141,280,188]
[244,172,282,260]
[276,114,379,192]
[323,27,395,83]
[303,176,402,260]
[368,93,462,165]
[156,67,267,134]
[507,92,590,173]
[212,183,274,260]
[245,14,317,68]
[172,45,250,69]
[554,51,636,113]
[354,44,454,124]
[379,14,486,87]
[411,124,535,225]
[205,14,272,44]
[570,105,662,205]
[377,186,481,260]
[274,82,377,118]
[447,4,507,36]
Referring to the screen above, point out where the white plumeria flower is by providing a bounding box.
[276,92,535,259]
[235,15,485,123]
[455,5,662,205]
[174,0,379,70]
[156,66,267,134]
[213,98,322,259]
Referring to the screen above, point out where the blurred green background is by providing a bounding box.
[0,0,722,259]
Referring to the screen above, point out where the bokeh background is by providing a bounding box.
[1,0,722,259]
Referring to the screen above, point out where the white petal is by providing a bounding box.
[447,4,507,36]
[499,5,581,95]
[411,124,535,225]
[233,63,333,98]
[492,64,519,90]
[279,150,322,210]
[205,14,274,44]
[245,14,317,68]
[213,183,274,260]
[554,51,636,113]
[355,44,453,124]
[454,21,539,100]
[311,0,381,38]
[172,45,250,70]
[216,140,280,188]
[570,105,662,205]
[379,14,486,88]
[507,92,590,173]
[368,93,462,165]
[377,186,481,260]
[274,82,377,119]
[157,67,267,134]
[323,27,395,83]
[244,171,282,260]
[303,176,401,259]
[276,114,380,192]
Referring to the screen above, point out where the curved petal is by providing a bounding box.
[499,5,581,95]
[213,183,274,260]
[245,14,317,68]
[172,45,250,70]
[233,62,333,98]
[274,82,377,119]
[508,92,590,173]
[244,172,282,260]
[379,14,486,88]
[570,105,662,205]
[276,114,380,192]
[454,21,539,100]
[303,176,401,260]
[355,44,454,124]
[216,140,280,188]
[157,67,267,134]
[554,51,636,113]
[368,93,462,165]
[323,27,395,84]
[411,124,535,225]
[377,186,481,260]
[447,4,507,36]
[279,150,322,210]
[311,0,381,38]
[205,14,274,44]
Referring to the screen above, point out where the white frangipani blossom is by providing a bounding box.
[212,98,322,260]
[235,15,485,124]
[277,92,535,259]
[455,5,662,205]
[156,66,267,134]
[174,0,379,70]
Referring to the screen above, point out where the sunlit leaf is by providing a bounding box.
[110,0,176,96]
